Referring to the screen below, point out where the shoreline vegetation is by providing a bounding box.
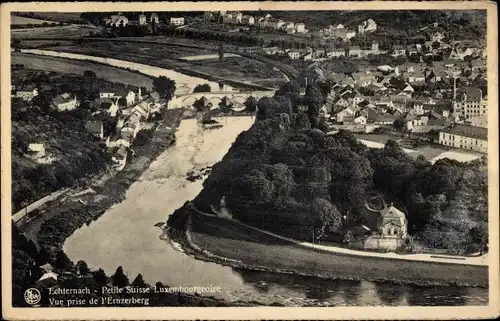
[167,205,488,289]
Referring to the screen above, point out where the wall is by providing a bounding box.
[349,235,404,252]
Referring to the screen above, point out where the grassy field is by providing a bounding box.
[11,25,101,39]
[11,15,56,25]
[12,52,154,89]
[13,12,85,23]
[189,212,488,287]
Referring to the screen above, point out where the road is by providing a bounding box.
[195,205,488,267]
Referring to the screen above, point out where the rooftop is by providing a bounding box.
[27,143,44,152]
[440,123,487,141]
[461,87,483,101]
[85,121,103,135]
[52,93,74,105]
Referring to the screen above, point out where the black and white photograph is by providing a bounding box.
[1,1,498,320]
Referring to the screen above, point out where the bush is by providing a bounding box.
[193,84,211,93]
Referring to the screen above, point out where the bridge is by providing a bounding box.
[168,90,276,109]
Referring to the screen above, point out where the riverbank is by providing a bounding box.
[167,204,488,288]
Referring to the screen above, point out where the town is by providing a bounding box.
[9,8,490,309]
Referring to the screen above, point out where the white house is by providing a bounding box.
[170,17,185,26]
[335,106,356,123]
[120,120,141,140]
[15,85,38,101]
[150,13,159,24]
[102,89,137,106]
[138,14,147,25]
[241,15,255,25]
[354,115,367,125]
[105,15,129,27]
[25,143,46,160]
[287,51,300,60]
[358,19,377,34]
[295,23,306,33]
[51,93,79,111]
[112,145,129,170]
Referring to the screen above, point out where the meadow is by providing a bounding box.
[12,53,154,89]
[189,212,488,287]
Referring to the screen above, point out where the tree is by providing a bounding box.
[393,117,406,131]
[244,96,258,113]
[318,118,329,133]
[256,97,274,121]
[83,70,96,79]
[275,80,302,108]
[118,97,128,107]
[383,140,407,159]
[311,198,342,239]
[76,260,89,275]
[12,38,21,49]
[304,84,324,128]
[292,112,311,131]
[239,169,274,204]
[264,163,295,206]
[131,273,148,287]
[55,250,73,271]
[152,76,176,101]
[93,268,108,286]
[193,84,211,93]
[112,266,129,287]
[218,43,224,62]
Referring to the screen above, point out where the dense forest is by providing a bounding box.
[193,80,488,255]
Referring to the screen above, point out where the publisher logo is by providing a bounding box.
[24,288,41,305]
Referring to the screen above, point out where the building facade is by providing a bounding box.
[170,17,185,26]
[438,124,487,153]
[16,86,38,101]
[453,88,486,119]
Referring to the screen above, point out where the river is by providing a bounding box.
[19,49,235,95]
[63,116,488,307]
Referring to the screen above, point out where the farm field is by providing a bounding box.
[189,212,488,287]
[11,53,154,89]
